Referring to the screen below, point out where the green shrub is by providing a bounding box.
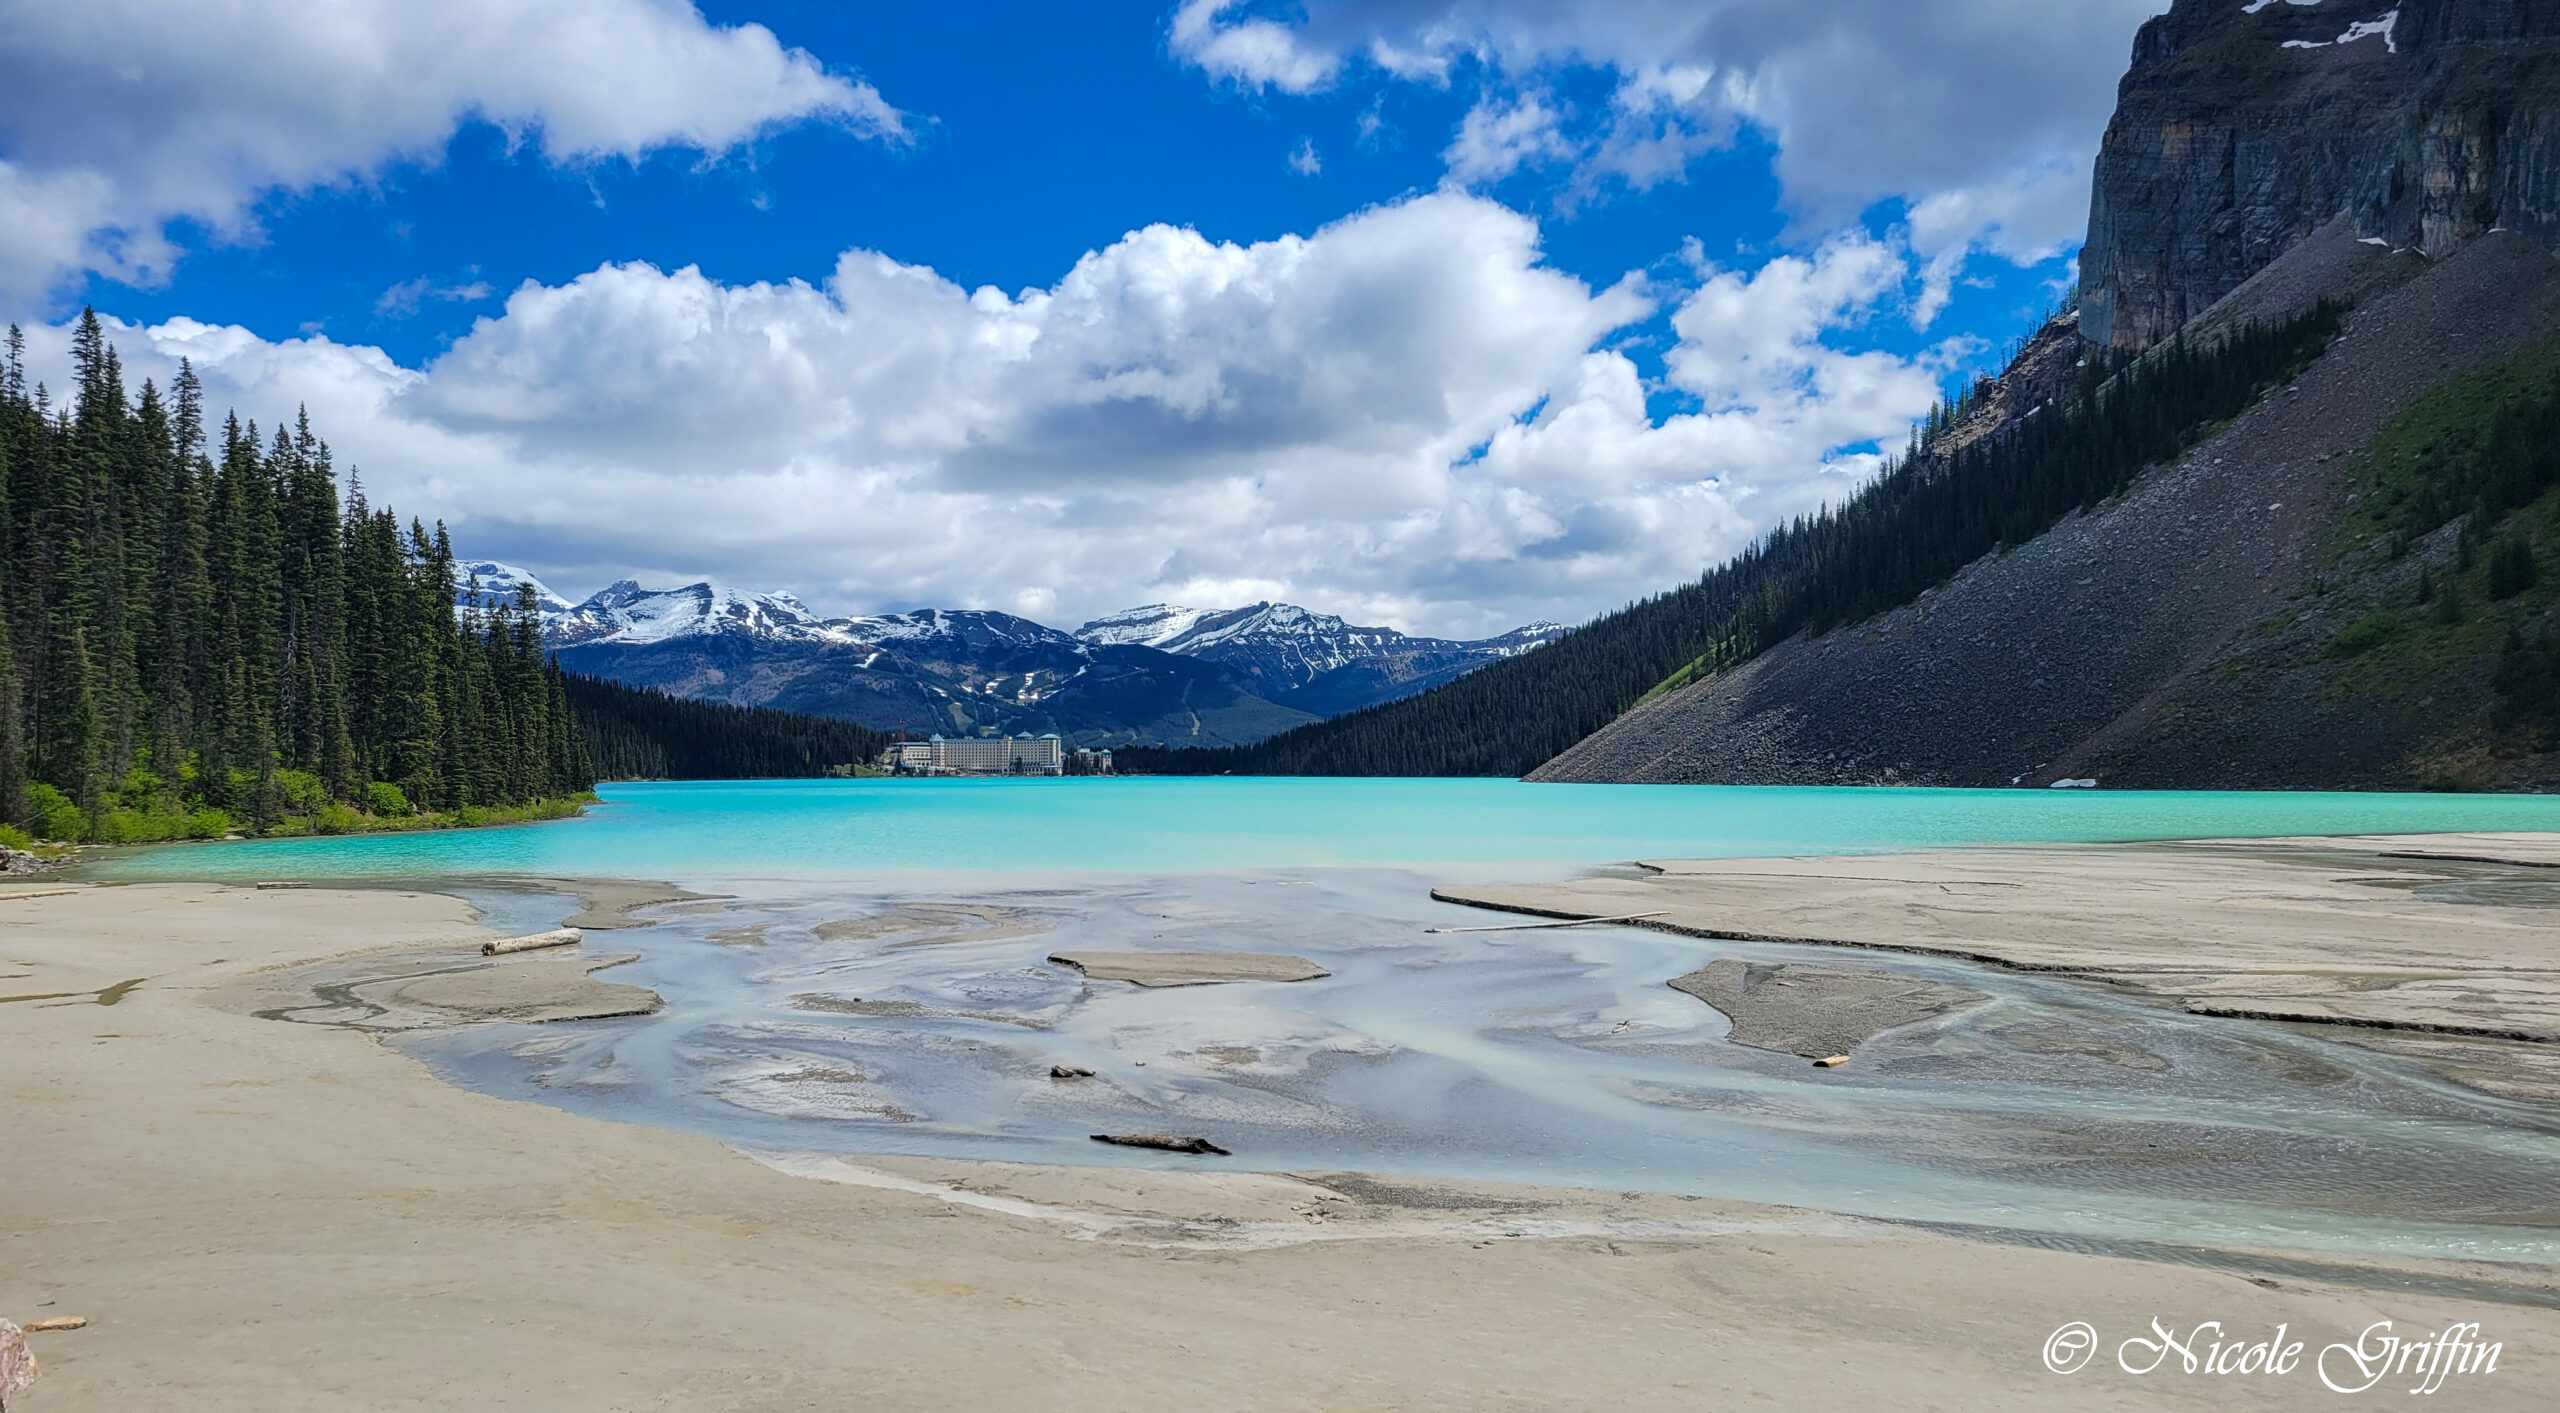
[186,808,233,840]
[26,782,87,842]
[275,769,330,816]
[97,808,155,843]
[99,797,203,843]
[365,781,414,817]
[0,823,34,851]
[311,802,365,835]
[2332,611,2399,657]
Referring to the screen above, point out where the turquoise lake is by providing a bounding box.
[88,779,2560,1267]
[82,776,2560,881]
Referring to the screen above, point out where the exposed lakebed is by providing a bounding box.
[388,867,2560,1267]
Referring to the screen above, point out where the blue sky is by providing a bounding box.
[1,0,2167,635]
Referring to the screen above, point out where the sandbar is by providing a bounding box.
[1048,949,1331,986]
[1670,957,1985,1058]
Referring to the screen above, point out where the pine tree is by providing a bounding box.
[0,314,605,841]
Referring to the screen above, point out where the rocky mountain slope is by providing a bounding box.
[1537,227,2560,787]
[2081,0,2560,349]
[452,570,1549,747]
[1075,603,1563,716]
[540,587,1312,749]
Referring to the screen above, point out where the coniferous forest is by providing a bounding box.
[567,673,889,781]
[0,314,594,844]
[1125,304,2344,778]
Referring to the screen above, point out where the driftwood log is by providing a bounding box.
[1091,1133,1230,1156]
[483,927,583,957]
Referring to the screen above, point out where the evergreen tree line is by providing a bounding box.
[1124,305,2344,779]
[567,673,890,780]
[0,313,594,843]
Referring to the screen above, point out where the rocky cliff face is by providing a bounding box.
[2081,0,2560,350]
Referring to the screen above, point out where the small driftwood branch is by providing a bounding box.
[1091,1133,1230,1156]
[483,927,583,957]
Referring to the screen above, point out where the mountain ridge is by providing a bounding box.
[452,568,1557,747]
[1074,601,1564,714]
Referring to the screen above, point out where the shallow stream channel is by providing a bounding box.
[403,866,2560,1270]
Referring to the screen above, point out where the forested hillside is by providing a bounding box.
[1124,304,2342,778]
[567,673,890,780]
[0,313,593,843]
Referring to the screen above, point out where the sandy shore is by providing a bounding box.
[4,876,2557,1409]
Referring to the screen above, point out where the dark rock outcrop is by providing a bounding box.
[2081,0,2560,350]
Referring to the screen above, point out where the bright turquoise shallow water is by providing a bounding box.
[80,777,2560,881]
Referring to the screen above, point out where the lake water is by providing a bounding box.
[85,779,2560,1267]
[83,776,2560,879]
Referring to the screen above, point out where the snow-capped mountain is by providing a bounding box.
[528,579,1308,747]
[1077,602,1407,669]
[466,565,1569,746]
[452,560,577,617]
[1075,601,1565,711]
[546,579,839,648]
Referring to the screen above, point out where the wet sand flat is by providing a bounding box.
[4,881,2557,1410]
[1437,834,2560,1039]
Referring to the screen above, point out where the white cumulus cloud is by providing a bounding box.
[20,193,1954,638]
[1170,0,1346,93]
[0,0,905,301]
[1442,93,1579,188]
[1170,0,2168,265]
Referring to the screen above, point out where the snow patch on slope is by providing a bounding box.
[453,560,576,616]
[2282,8,2398,51]
[1076,601,1569,692]
[1075,604,1223,649]
[548,579,844,647]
